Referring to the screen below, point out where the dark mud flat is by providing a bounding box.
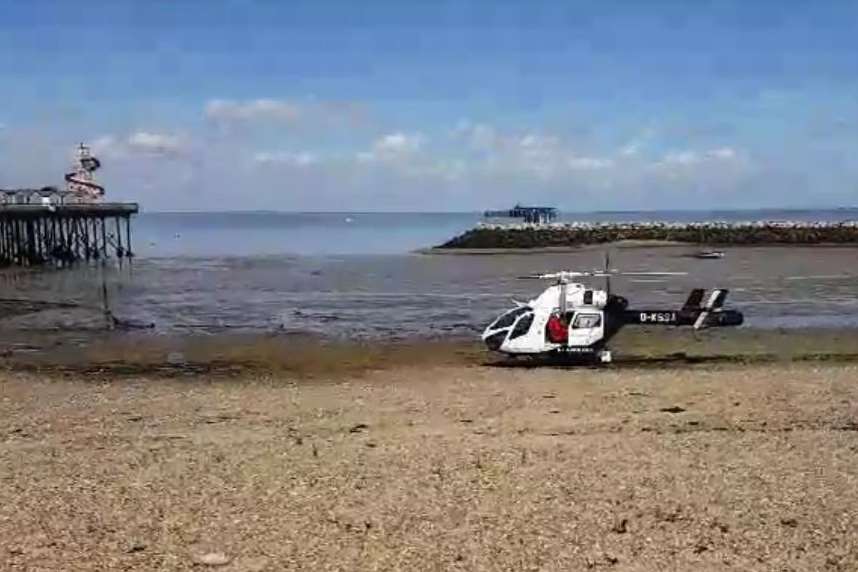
[0,298,78,320]
[3,327,858,379]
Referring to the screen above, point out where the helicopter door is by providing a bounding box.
[567,311,604,347]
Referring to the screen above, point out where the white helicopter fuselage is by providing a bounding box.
[481,277,743,362]
[482,282,613,358]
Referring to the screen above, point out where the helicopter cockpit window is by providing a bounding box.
[490,306,530,330]
[572,313,602,329]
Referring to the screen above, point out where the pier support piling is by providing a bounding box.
[0,203,138,268]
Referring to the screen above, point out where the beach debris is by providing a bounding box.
[780,517,799,528]
[202,413,238,424]
[694,250,725,259]
[167,351,186,365]
[193,552,232,567]
[348,423,368,433]
[660,406,687,413]
[237,556,271,571]
[711,520,730,533]
[126,542,147,553]
[611,518,629,534]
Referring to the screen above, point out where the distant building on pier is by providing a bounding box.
[484,203,558,224]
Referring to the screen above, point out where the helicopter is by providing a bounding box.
[481,255,744,363]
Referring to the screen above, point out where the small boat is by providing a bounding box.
[694,250,725,259]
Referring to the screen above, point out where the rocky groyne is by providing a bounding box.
[438,220,858,249]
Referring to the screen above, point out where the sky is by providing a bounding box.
[1,0,857,212]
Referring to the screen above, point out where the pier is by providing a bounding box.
[0,143,139,268]
[0,202,138,267]
[484,204,558,224]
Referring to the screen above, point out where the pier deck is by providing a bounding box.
[0,202,138,267]
[0,203,138,217]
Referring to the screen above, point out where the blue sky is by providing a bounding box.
[1,0,857,211]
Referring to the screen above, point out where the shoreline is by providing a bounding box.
[4,326,858,378]
[422,240,858,255]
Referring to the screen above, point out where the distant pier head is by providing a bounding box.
[484,204,558,224]
[0,143,139,267]
[437,219,858,249]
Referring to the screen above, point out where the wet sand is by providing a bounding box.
[3,360,858,570]
[3,326,858,378]
[4,244,858,337]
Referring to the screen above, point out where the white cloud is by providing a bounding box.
[519,133,560,150]
[127,131,186,156]
[708,147,736,160]
[568,156,614,170]
[660,150,701,166]
[254,150,318,166]
[453,121,501,150]
[655,147,740,168]
[463,127,615,179]
[618,127,656,158]
[620,142,640,157]
[205,99,303,123]
[17,114,759,211]
[89,131,189,160]
[375,132,423,154]
[357,132,425,162]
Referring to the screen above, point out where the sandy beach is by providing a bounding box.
[3,243,858,570]
[3,351,858,571]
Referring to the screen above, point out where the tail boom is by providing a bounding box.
[623,288,743,329]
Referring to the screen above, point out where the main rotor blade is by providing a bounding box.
[517,270,687,280]
[616,271,687,276]
[517,271,588,279]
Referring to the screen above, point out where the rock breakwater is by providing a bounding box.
[438,220,858,249]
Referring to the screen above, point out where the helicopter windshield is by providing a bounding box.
[490,306,530,330]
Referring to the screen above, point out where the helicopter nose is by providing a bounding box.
[484,330,509,351]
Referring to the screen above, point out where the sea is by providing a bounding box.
[3,208,858,340]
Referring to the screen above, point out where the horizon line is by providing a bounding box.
[135,206,858,215]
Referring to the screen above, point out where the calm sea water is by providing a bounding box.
[3,209,858,339]
[134,209,858,258]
